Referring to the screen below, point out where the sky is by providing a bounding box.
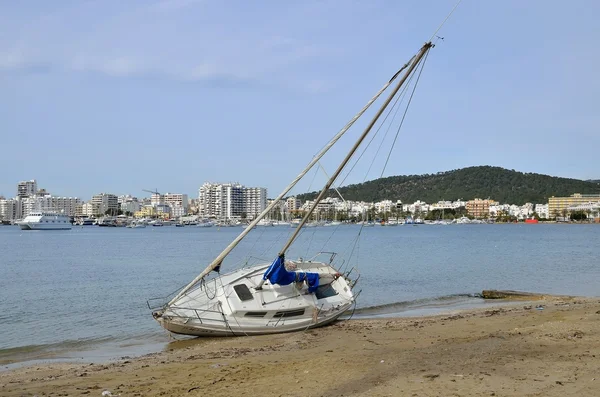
[1,0,599,200]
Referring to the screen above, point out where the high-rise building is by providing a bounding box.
[198,182,266,220]
[244,187,267,219]
[91,193,119,215]
[17,180,37,198]
[0,198,21,221]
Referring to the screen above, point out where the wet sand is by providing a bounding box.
[2,295,600,396]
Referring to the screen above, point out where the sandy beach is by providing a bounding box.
[2,295,599,396]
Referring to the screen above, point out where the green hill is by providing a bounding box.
[296,166,600,205]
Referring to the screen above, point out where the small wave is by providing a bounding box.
[0,330,168,368]
[351,293,483,317]
[0,336,116,366]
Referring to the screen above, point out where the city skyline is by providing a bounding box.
[2,1,600,199]
[2,162,598,202]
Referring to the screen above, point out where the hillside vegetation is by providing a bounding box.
[297,166,600,205]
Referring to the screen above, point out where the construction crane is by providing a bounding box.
[142,189,163,219]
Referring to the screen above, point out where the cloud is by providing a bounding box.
[0,2,339,92]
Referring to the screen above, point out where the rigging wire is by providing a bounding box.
[429,0,462,42]
[337,51,431,273]
[380,49,430,177]
[337,61,419,187]
[365,60,421,179]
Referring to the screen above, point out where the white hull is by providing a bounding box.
[153,260,355,337]
[18,222,72,230]
[157,308,345,337]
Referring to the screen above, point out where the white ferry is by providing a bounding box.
[17,212,72,230]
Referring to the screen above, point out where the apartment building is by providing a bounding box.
[244,187,267,219]
[466,198,498,218]
[199,182,266,220]
[286,197,301,212]
[17,180,37,198]
[91,193,119,215]
[0,198,20,220]
[548,193,600,217]
[163,193,188,212]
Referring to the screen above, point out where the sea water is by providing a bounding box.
[1,224,598,367]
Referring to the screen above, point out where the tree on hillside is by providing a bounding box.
[297,166,600,205]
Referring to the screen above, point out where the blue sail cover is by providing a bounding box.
[263,255,320,293]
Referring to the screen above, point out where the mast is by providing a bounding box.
[277,42,432,257]
[167,60,415,306]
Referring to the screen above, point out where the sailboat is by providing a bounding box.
[149,41,434,337]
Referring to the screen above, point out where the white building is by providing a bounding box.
[147,193,188,213]
[535,204,549,219]
[170,205,186,218]
[21,197,38,218]
[244,187,267,219]
[91,193,119,216]
[121,201,141,215]
[404,200,429,214]
[164,193,189,213]
[374,200,394,214]
[286,197,301,212]
[17,180,37,198]
[119,195,141,214]
[150,193,164,206]
[18,195,82,217]
[80,202,94,217]
[199,182,266,220]
[199,182,243,219]
[429,201,455,210]
[489,204,511,217]
[0,198,21,221]
[566,201,600,218]
[39,196,82,216]
[155,204,171,216]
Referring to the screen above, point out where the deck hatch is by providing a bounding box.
[233,284,254,301]
[273,308,305,318]
[315,283,338,299]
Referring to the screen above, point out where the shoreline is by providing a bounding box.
[3,294,599,396]
[1,293,523,369]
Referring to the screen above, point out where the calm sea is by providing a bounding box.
[1,224,599,367]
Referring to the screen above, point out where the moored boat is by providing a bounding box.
[17,212,72,230]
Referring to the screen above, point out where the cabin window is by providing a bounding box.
[244,311,267,317]
[273,308,305,318]
[233,284,254,301]
[315,284,338,300]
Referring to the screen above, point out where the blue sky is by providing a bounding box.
[1,0,599,200]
